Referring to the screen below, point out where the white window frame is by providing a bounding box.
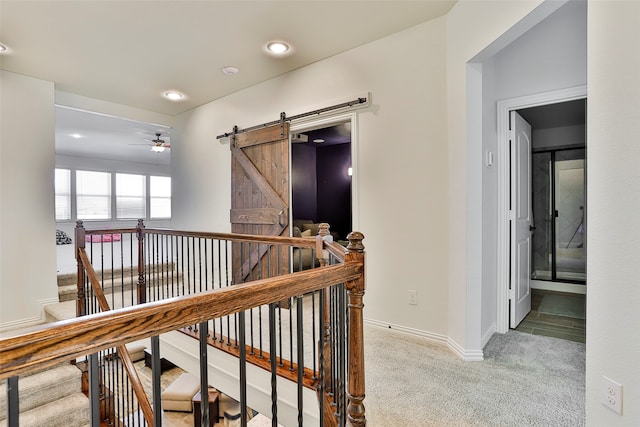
[55,168,72,222]
[149,175,172,219]
[116,173,147,219]
[76,170,112,221]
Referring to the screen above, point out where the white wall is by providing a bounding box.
[446,0,549,356]
[0,84,173,329]
[0,71,58,328]
[587,1,640,424]
[173,17,451,340]
[484,0,587,338]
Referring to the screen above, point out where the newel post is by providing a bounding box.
[136,219,146,304]
[345,231,366,427]
[75,220,86,317]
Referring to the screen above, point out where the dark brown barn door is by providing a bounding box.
[230,123,290,284]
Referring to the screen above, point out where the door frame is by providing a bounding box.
[496,85,587,334]
[289,111,360,234]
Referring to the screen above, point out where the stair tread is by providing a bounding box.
[0,393,90,427]
[0,364,82,416]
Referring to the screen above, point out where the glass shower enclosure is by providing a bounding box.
[531,148,586,283]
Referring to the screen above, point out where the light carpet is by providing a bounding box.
[364,325,585,426]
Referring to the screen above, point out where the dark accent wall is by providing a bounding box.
[291,142,352,240]
[291,144,317,222]
[317,143,352,240]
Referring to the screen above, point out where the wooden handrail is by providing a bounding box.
[143,227,319,248]
[81,225,339,251]
[79,248,155,425]
[0,262,362,381]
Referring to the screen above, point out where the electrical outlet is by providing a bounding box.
[408,290,417,305]
[602,376,623,414]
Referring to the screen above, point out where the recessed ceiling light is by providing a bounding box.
[222,66,239,75]
[69,133,83,139]
[313,139,325,143]
[265,41,292,56]
[164,91,184,101]
[0,44,8,53]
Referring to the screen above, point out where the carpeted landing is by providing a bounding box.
[364,325,585,426]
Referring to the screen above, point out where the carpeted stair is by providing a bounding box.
[0,363,90,427]
[56,264,178,303]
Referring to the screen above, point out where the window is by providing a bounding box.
[77,170,111,220]
[55,168,71,221]
[116,173,146,219]
[150,176,171,218]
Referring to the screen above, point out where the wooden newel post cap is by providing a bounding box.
[346,231,365,252]
[319,223,330,236]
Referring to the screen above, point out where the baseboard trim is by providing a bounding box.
[447,338,484,362]
[364,318,448,345]
[0,298,59,333]
[481,323,497,348]
[364,318,484,361]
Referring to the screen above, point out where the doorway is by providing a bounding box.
[496,86,587,334]
[509,98,587,332]
[289,115,355,244]
[518,99,587,287]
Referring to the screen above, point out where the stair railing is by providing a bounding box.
[27,221,365,426]
[78,247,154,425]
[0,241,364,426]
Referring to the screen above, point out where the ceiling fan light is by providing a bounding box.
[151,146,166,153]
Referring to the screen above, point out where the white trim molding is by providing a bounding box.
[364,318,484,361]
[0,297,59,333]
[290,110,361,232]
[496,85,587,334]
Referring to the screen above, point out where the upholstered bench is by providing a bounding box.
[125,343,146,362]
[161,372,200,412]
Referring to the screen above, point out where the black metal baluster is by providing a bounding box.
[297,295,304,426]
[269,302,278,426]
[199,321,209,427]
[312,290,317,379]
[198,237,203,293]
[319,288,326,427]
[130,232,135,307]
[88,353,100,427]
[7,376,18,427]
[239,310,248,427]
[338,284,347,426]
[151,336,162,427]
[249,242,255,355]
[204,237,209,292]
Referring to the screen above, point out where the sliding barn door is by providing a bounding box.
[230,123,290,284]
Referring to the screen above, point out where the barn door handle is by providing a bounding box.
[278,210,284,226]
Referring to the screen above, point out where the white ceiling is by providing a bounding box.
[2,1,456,164]
[56,106,172,165]
[0,0,456,116]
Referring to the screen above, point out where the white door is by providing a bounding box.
[510,111,533,328]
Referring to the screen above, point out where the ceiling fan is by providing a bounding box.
[130,132,171,152]
[147,133,170,152]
